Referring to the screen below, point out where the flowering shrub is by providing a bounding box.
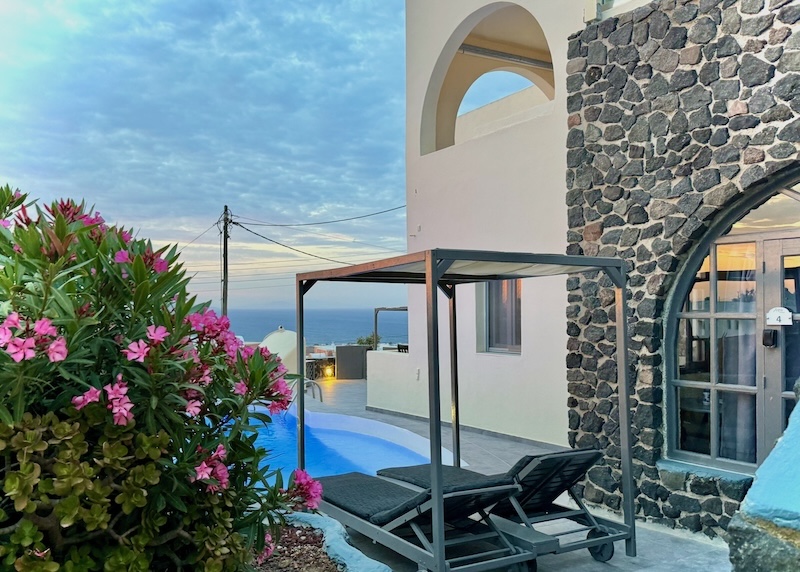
[0,186,320,571]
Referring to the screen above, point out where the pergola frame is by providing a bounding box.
[295,249,636,571]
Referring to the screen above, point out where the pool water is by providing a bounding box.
[254,409,430,479]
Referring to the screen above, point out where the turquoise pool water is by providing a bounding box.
[255,409,430,478]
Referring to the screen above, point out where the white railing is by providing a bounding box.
[586,0,655,22]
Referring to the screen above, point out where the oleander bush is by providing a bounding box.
[0,186,320,571]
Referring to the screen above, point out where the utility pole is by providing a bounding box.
[222,205,230,316]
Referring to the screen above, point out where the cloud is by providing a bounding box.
[0,0,407,308]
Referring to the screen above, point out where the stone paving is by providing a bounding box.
[302,378,733,571]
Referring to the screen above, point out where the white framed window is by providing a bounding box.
[483,279,522,353]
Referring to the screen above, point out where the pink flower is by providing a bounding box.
[3,312,21,330]
[72,387,102,410]
[211,444,227,460]
[146,325,169,344]
[268,398,290,415]
[104,380,128,401]
[6,337,36,362]
[111,397,134,425]
[207,464,230,492]
[193,461,213,481]
[185,400,202,416]
[122,339,149,362]
[0,220,9,228]
[47,337,68,362]
[234,381,248,395]
[33,318,58,337]
[211,463,229,490]
[293,469,323,510]
[114,250,130,263]
[153,257,168,273]
[120,229,132,243]
[256,533,275,564]
[273,378,292,399]
[0,326,12,347]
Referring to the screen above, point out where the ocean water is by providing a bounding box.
[226,308,409,345]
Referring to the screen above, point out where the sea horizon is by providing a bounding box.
[224,307,409,346]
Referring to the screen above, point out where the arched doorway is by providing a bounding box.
[667,173,800,471]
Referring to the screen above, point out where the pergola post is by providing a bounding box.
[447,285,461,467]
[425,253,446,571]
[614,269,637,557]
[296,280,307,470]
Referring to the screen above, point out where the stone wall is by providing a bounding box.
[564,0,800,538]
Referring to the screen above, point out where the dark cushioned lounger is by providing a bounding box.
[378,448,603,517]
[319,472,429,526]
[377,449,629,565]
[317,471,538,572]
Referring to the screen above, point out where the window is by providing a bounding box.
[668,191,800,470]
[486,279,521,353]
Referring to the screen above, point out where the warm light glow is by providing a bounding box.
[324,365,334,378]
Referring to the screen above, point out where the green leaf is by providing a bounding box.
[133,280,151,314]
[0,403,12,426]
[165,493,187,513]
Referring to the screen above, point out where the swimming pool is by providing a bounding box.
[254,407,456,478]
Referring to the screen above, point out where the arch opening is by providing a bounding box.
[665,165,800,472]
[420,3,555,155]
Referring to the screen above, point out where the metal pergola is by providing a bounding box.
[295,249,636,571]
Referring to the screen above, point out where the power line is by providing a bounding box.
[232,221,353,266]
[182,250,400,271]
[234,205,405,227]
[262,223,406,253]
[177,221,221,254]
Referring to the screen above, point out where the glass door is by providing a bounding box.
[763,238,800,457]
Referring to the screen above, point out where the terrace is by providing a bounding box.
[301,376,733,571]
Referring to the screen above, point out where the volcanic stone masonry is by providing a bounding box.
[564,0,800,538]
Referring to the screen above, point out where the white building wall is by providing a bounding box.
[367,0,587,446]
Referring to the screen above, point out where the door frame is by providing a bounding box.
[664,165,800,471]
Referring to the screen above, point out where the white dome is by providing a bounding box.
[259,326,304,376]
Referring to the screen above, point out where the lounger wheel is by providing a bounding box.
[511,562,536,572]
[586,529,614,562]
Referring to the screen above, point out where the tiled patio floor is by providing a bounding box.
[303,378,732,572]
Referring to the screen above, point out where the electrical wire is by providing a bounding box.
[231,222,353,266]
[177,221,220,254]
[183,249,400,271]
[234,205,405,227]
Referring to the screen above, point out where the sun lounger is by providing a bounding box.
[378,448,629,564]
[318,471,539,571]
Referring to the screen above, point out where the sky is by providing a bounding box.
[0,1,531,310]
